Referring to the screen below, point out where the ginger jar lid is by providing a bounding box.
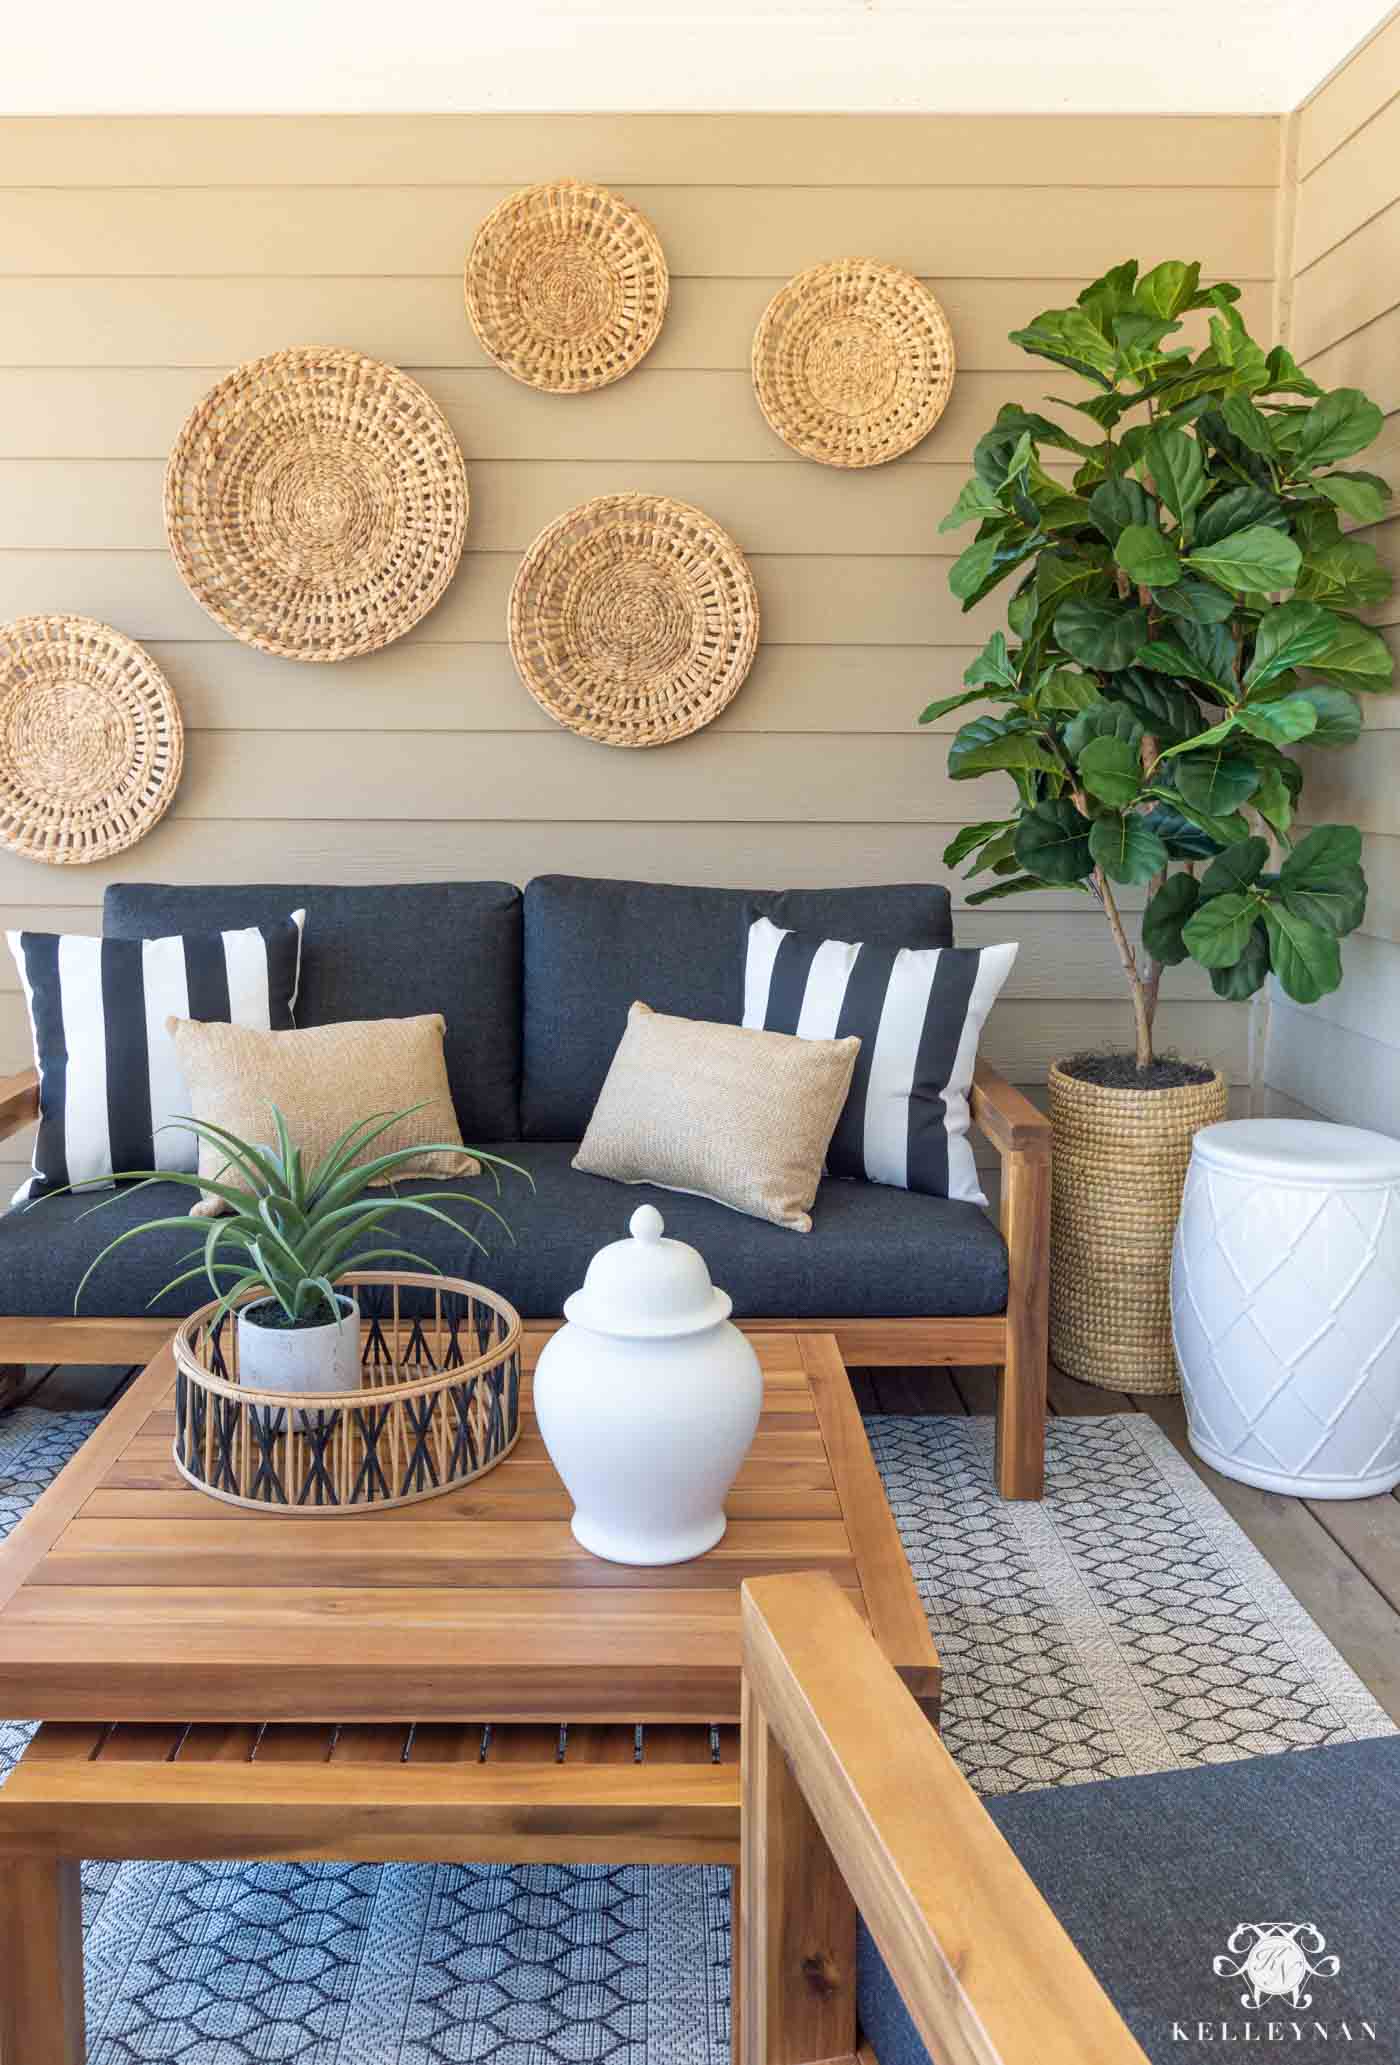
[563,1205,733,1339]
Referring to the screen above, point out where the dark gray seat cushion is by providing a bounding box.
[102,881,523,1141]
[3,1142,1007,1320]
[521,875,954,1139]
[858,1736,1400,2065]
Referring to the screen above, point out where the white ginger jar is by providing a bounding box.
[533,1204,763,1565]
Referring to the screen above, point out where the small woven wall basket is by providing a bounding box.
[164,347,468,663]
[0,614,183,866]
[1048,1061,1228,1395]
[752,258,956,469]
[509,492,759,748]
[465,179,669,394]
[171,1273,522,1513]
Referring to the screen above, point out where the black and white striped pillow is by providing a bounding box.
[742,916,1016,1205]
[7,913,305,1203]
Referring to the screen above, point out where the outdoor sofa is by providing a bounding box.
[0,873,1050,1497]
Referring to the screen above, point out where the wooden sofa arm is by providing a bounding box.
[969,1060,1051,1160]
[0,1069,38,1144]
[739,1572,1146,2065]
[969,1061,1050,1501]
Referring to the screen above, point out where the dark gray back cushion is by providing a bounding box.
[521,874,954,1139]
[103,882,523,1141]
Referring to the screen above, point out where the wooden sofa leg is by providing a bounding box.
[0,1368,24,1414]
[739,1676,856,2065]
[0,1856,85,2065]
[996,1149,1050,1501]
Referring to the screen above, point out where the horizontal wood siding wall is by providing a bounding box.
[1265,27,1400,1126]
[0,114,1278,1194]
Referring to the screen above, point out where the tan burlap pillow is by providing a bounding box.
[165,1013,480,1215]
[573,1001,859,1232]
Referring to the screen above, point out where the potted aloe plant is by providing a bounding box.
[930,258,1394,1390]
[73,1104,520,1397]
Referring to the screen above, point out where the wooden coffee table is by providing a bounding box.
[0,1328,938,2064]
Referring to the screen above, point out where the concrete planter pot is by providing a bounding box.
[236,1292,361,1399]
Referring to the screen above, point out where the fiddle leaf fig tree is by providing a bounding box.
[927,258,1394,1069]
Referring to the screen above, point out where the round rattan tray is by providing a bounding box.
[0,614,183,866]
[164,347,468,663]
[508,492,758,748]
[465,178,669,393]
[752,258,956,468]
[171,1273,522,1512]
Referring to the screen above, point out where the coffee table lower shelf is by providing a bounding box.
[0,1718,743,2065]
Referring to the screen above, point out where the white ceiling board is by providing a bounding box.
[0,0,1394,115]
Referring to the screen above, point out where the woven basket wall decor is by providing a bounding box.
[0,615,183,866]
[164,347,468,663]
[752,259,956,468]
[509,493,758,748]
[1048,1061,1229,1395]
[465,179,669,393]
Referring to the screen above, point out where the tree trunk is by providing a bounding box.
[1095,868,1154,1070]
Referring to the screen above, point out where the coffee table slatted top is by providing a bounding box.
[0,1330,940,1725]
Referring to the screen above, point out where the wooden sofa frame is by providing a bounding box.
[0,1059,1051,1497]
[738,1571,1147,2065]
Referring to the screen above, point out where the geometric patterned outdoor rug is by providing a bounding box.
[1,1403,1392,2064]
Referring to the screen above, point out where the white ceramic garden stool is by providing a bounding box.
[1172,1119,1400,1498]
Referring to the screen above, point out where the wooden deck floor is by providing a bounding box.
[17,1358,1400,1728]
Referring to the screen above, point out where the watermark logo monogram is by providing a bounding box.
[1213,1924,1341,2011]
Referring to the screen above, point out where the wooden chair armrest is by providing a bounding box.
[969,1061,1051,1160]
[980,1057,1053,1499]
[741,1572,1146,2065]
[0,1068,39,1144]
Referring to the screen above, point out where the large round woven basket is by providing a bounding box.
[1049,1061,1229,1394]
[171,1272,521,1513]
[752,258,955,468]
[466,179,669,393]
[509,493,759,747]
[164,347,468,663]
[0,615,183,866]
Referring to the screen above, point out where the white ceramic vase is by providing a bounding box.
[533,1205,763,1565]
[236,1292,361,1398]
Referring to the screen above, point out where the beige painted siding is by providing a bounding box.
[0,113,1278,1192]
[1264,29,1400,1127]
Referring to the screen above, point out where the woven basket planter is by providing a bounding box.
[1048,1060,1228,1395]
